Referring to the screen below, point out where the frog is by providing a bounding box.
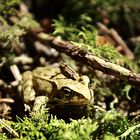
[20,63,94,118]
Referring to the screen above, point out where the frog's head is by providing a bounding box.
[51,75,94,105]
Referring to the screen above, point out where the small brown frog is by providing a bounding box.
[19,64,93,118]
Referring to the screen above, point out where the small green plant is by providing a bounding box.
[0,0,40,66]
[1,108,140,139]
[0,0,21,15]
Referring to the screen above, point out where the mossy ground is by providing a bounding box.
[0,0,140,139]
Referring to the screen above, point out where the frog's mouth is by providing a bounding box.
[48,98,89,105]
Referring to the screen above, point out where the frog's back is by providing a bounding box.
[32,66,61,80]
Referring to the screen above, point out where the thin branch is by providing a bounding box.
[10,65,22,81]
[30,31,140,88]
[0,98,14,103]
[97,22,134,59]
[0,119,19,138]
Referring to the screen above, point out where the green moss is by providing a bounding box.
[1,109,140,140]
[0,0,21,15]
[58,0,140,37]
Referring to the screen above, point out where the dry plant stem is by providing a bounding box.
[10,65,22,81]
[31,31,140,88]
[110,29,134,59]
[0,98,14,103]
[97,22,134,59]
[130,36,140,44]
[0,119,19,138]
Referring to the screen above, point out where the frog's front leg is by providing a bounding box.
[21,71,36,111]
[32,96,49,112]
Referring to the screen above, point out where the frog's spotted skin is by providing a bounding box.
[20,65,93,112]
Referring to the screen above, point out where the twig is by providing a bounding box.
[0,119,19,138]
[30,31,140,88]
[97,22,134,59]
[130,36,140,44]
[110,29,134,59]
[0,57,6,68]
[10,65,22,81]
[13,54,33,64]
[0,98,14,103]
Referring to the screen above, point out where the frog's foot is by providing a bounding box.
[32,96,49,112]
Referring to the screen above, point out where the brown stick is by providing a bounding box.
[30,31,140,88]
[97,22,134,60]
[0,98,14,103]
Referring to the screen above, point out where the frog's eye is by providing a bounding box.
[62,87,73,97]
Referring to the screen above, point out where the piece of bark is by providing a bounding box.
[30,31,140,88]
